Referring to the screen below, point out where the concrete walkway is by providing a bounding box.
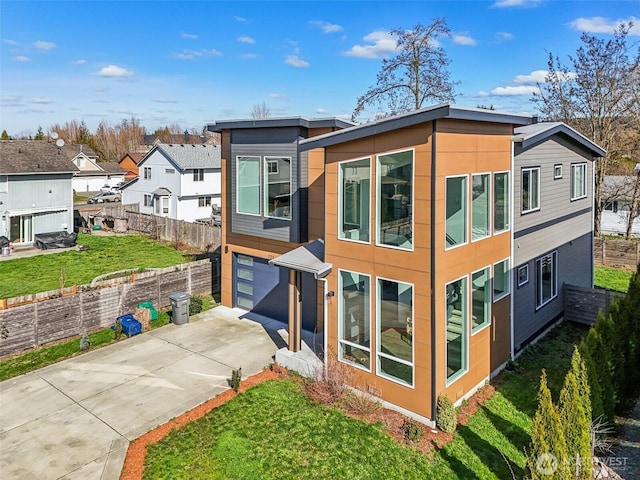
[0,306,318,480]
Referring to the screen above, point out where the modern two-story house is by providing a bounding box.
[208,105,604,425]
[0,140,76,245]
[121,143,221,222]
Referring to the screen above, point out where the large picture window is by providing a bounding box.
[377,278,413,386]
[339,158,370,242]
[446,176,467,248]
[471,268,491,333]
[522,167,540,213]
[571,163,587,200]
[236,156,261,215]
[494,172,509,233]
[339,270,371,370]
[472,173,490,241]
[264,156,291,219]
[536,251,558,308]
[377,150,413,250]
[446,276,467,383]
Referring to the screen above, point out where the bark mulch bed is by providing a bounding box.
[120,366,495,479]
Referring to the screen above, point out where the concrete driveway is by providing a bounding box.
[0,306,301,480]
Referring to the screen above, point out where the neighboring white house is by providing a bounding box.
[121,143,221,222]
[601,174,640,237]
[61,144,125,193]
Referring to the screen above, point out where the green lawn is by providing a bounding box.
[594,265,634,293]
[142,322,589,480]
[0,233,189,298]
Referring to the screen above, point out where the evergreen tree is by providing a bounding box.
[529,370,570,480]
[34,126,45,140]
[617,264,640,398]
[578,340,603,421]
[0,130,10,140]
[558,368,592,478]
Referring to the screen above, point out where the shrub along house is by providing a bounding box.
[208,104,602,425]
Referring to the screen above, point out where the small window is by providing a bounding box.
[143,194,153,207]
[193,169,205,182]
[144,167,151,179]
[198,196,212,207]
[445,175,468,248]
[522,167,540,213]
[571,163,587,200]
[165,168,175,174]
[493,258,510,301]
[554,165,562,179]
[267,160,279,174]
[517,264,529,287]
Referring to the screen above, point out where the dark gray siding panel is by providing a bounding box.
[230,143,301,242]
[231,127,306,144]
[513,231,592,351]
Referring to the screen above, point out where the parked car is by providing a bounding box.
[87,191,121,204]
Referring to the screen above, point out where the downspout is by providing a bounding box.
[430,120,438,421]
[320,277,329,377]
[591,157,596,287]
[510,139,515,360]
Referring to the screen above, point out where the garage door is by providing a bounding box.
[233,253,316,330]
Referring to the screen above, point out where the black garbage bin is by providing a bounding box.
[169,292,191,325]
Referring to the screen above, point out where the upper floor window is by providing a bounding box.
[75,157,85,168]
[494,172,509,233]
[264,157,291,219]
[446,175,468,249]
[339,158,370,243]
[236,156,260,215]
[554,165,563,179]
[522,167,540,213]
[144,167,151,179]
[571,163,587,200]
[377,150,413,250]
[165,168,175,174]
[193,169,204,182]
[471,267,491,333]
[472,173,490,241]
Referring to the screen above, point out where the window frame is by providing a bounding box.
[554,164,563,180]
[267,160,279,175]
[376,275,415,387]
[493,171,510,235]
[493,258,511,302]
[536,251,558,310]
[571,163,587,201]
[445,274,468,386]
[517,264,529,287]
[143,194,152,207]
[338,269,372,372]
[165,168,175,174]
[198,196,212,207]
[235,155,261,216]
[193,168,205,182]
[471,266,492,335]
[445,174,469,250]
[338,157,371,244]
[522,167,540,214]
[471,172,491,242]
[375,148,414,251]
[143,167,151,180]
[263,156,292,220]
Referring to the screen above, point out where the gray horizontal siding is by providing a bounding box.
[514,136,593,234]
[230,143,302,243]
[513,231,593,351]
[231,127,306,144]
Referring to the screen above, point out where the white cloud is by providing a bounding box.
[309,20,343,34]
[452,34,477,46]
[32,97,53,104]
[1,95,23,106]
[316,107,328,114]
[241,53,259,59]
[72,59,86,65]
[477,91,490,97]
[33,40,56,51]
[342,31,397,59]
[234,15,247,22]
[492,0,542,7]
[95,64,134,77]
[181,32,198,39]
[203,48,222,57]
[153,98,179,104]
[269,93,288,99]
[2,39,19,46]
[14,56,31,62]
[495,32,514,42]
[514,70,548,84]
[285,55,309,68]
[490,85,540,96]
[569,16,640,36]
[171,49,222,60]
[238,35,255,44]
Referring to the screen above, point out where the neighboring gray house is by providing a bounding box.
[120,143,222,222]
[0,140,77,245]
[512,122,606,352]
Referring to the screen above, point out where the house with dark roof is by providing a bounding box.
[120,143,221,222]
[0,140,77,245]
[208,104,605,426]
[59,144,125,193]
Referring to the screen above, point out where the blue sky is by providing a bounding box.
[1,0,638,137]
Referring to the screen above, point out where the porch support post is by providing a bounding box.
[287,269,302,353]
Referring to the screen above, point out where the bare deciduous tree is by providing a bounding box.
[532,22,640,236]
[352,18,458,122]
[251,101,271,119]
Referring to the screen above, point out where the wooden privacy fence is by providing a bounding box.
[594,237,640,268]
[78,204,222,252]
[563,283,625,326]
[0,258,220,358]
